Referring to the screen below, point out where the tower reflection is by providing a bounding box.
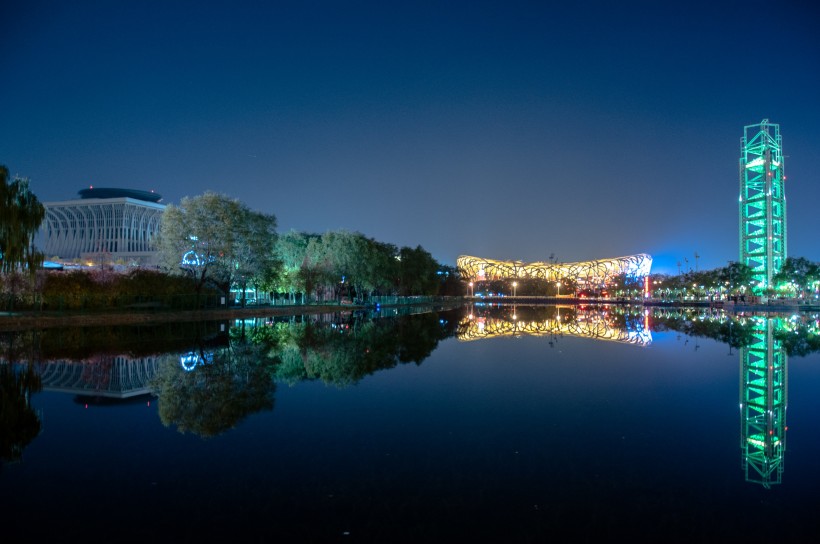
[739,316,787,488]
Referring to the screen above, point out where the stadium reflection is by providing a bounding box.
[457,303,652,346]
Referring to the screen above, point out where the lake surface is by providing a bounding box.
[3,304,820,542]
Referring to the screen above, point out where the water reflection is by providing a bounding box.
[0,309,462,446]
[458,304,652,346]
[456,305,818,489]
[153,309,462,435]
[151,339,277,437]
[2,305,819,489]
[0,363,41,463]
[36,355,162,399]
[647,310,811,488]
[739,317,786,488]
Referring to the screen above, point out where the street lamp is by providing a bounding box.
[512,281,517,298]
[469,281,474,298]
[556,281,561,297]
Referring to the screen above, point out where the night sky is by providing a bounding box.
[3,1,819,273]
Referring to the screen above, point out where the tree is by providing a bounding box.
[274,230,314,303]
[0,166,45,274]
[397,245,439,296]
[772,257,819,296]
[366,239,399,297]
[720,261,754,294]
[609,272,644,298]
[231,208,282,304]
[316,230,360,300]
[157,192,278,300]
[318,230,397,302]
[298,235,332,302]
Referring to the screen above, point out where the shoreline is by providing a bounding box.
[0,299,468,332]
[3,296,817,332]
[0,304,365,332]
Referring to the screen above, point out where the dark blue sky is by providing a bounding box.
[3,0,819,273]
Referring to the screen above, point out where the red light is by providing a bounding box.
[85,404,88,409]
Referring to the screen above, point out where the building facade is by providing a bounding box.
[42,187,165,265]
[456,253,652,289]
[739,119,786,290]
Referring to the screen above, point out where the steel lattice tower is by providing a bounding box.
[739,119,786,291]
[739,317,787,488]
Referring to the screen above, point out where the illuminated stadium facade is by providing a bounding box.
[456,253,652,289]
[42,187,165,265]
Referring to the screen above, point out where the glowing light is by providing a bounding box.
[740,120,786,292]
[457,254,652,286]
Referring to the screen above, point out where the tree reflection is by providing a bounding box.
[148,310,461,437]
[151,341,277,438]
[649,309,758,350]
[0,363,42,464]
[265,310,461,386]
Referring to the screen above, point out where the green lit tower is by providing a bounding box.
[739,119,786,291]
[739,316,787,488]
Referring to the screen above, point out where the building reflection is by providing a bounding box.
[739,316,787,488]
[2,307,812,483]
[34,355,163,400]
[462,305,800,488]
[648,309,795,488]
[457,304,652,346]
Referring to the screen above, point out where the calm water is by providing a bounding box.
[3,305,820,542]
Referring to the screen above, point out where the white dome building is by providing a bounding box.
[42,187,165,265]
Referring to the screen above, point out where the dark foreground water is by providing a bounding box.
[3,305,820,542]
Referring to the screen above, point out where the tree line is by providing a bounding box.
[0,173,461,307]
[612,258,820,300]
[4,166,819,305]
[158,191,460,304]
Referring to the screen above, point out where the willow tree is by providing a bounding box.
[0,165,45,274]
[157,192,278,300]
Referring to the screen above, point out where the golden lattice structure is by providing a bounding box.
[456,253,652,287]
[457,308,652,346]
